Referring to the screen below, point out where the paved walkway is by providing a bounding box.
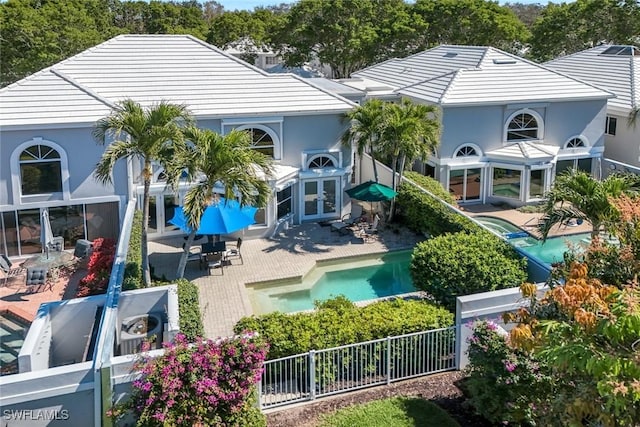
[149,222,425,339]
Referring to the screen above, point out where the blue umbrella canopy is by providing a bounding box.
[169,198,258,235]
[345,181,397,202]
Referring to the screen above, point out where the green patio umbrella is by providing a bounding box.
[345,181,397,218]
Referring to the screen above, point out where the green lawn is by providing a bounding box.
[319,397,461,427]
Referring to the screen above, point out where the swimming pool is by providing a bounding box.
[247,250,416,314]
[0,311,31,376]
[474,215,590,265]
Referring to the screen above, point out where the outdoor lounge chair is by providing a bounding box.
[0,255,24,286]
[225,238,243,265]
[331,204,364,234]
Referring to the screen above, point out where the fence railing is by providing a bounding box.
[258,326,457,409]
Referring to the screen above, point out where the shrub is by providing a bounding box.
[76,238,116,297]
[174,278,203,340]
[108,333,268,426]
[123,210,143,291]
[410,232,527,310]
[234,297,454,359]
[152,278,203,341]
[397,171,479,236]
[464,320,552,426]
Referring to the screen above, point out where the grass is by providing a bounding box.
[319,397,461,427]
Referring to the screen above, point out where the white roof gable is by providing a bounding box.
[0,35,354,127]
[486,142,560,162]
[545,45,640,113]
[353,45,613,106]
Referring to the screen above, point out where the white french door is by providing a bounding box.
[303,178,339,220]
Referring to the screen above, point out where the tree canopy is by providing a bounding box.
[2,0,638,85]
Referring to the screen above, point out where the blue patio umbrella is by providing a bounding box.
[169,198,258,235]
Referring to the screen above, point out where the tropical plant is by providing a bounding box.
[380,98,440,221]
[341,99,386,183]
[108,333,268,426]
[538,170,640,240]
[507,263,640,426]
[465,320,553,425]
[165,127,273,279]
[94,100,193,286]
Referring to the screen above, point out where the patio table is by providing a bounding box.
[20,251,75,270]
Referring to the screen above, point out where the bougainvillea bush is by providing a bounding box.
[109,333,268,426]
[464,320,553,425]
[76,237,116,297]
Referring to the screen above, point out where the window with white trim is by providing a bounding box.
[565,137,586,149]
[246,128,275,157]
[455,145,479,157]
[606,116,617,136]
[19,144,62,195]
[507,112,539,141]
[277,186,293,219]
[308,155,336,169]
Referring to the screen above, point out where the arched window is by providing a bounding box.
[308,155,336,169]
[565,137,586,149]
[19,144,62,195]
[507,112,540,141]
[245,127,275,157]
[455,145,479,157]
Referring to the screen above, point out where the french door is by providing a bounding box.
[303,178,339,220]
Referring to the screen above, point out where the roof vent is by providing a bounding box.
[443,52,458,58]
[493,58,517,64]
[600,45,637,56]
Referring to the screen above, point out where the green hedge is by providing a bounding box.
[410,232,527,311]
[233,296,454,360]
[397,171,479,237]
[122,210,143,291]
[152,278,204,341]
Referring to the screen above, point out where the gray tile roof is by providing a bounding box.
[353,45,613,106]
[545,45,640,113]
[1,35,355,127]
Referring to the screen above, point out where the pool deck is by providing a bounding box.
[149,222,425,339]
[462,204,593,238]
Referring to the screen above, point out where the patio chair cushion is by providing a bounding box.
[26,267,48,286]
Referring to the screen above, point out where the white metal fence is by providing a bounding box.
[258,326,457,409]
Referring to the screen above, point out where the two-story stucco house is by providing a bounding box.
[340,45,614,206]
[0,35,356,258]
[545,45,640,169]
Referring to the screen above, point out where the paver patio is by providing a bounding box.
[149,222,425,339]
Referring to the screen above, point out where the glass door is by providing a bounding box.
[303,178,340,220]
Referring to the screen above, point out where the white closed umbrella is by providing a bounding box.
[41,210,54,259]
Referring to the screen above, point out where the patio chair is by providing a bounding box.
[225,238,243,265]
[183,245,203,269]
[0,255,25,286]
[48,236,64,252]
[25,267,48,292]
[206,252,224,276]
[357,214,380,243]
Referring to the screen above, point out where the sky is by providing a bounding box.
[217,0,566,11]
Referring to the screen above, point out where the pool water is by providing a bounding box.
[0,312,31,376]
[474,215,590,265]
[247,250,416,314]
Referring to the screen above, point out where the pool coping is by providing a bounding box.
[244,249,413,289]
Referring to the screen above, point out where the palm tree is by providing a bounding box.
[538,170,640,240]
[380,98,440,221]
[341,99,386,183]
[166,127,273,279]
[628,106,639,129]
[93,99,193,286]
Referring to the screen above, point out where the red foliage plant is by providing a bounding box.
[76,238,116,297]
